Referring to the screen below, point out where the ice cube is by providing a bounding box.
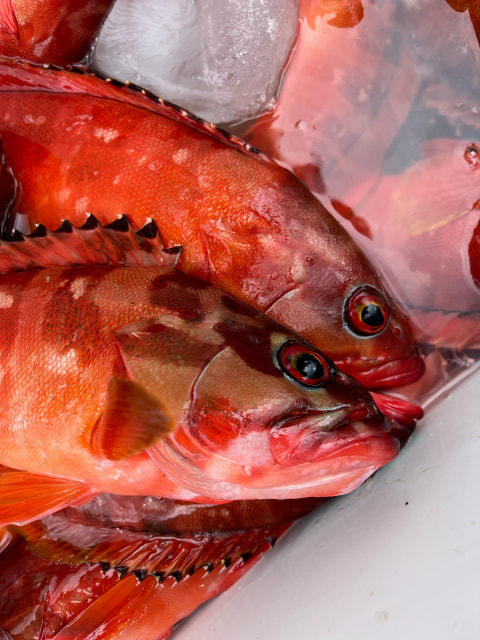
[91,0,299,124]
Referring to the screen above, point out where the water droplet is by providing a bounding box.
[464,144,480,168]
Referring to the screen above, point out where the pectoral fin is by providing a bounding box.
[0,0,19,38]
[90,377,173,461]
[0,466,94,526]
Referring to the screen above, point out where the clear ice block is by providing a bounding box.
[91,0,299,124]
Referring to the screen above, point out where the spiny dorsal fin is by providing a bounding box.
[0,215,182,274]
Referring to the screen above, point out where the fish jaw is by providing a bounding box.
[331,352,425,430]
[269,406,394,466]
[148,409,399,501]
[340,351,427,390]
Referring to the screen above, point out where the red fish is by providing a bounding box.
[0,0,113,65]
[0,496,322,639]
[245,0,420,218]
[0,58,424,410]
[0,219,399,526]
[301,0,364,29]
[243,0,480,397]
[335,139,480,351]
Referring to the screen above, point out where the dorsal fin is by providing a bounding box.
[0,215,182,274]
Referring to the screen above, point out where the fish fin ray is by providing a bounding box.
[0,215,181,273]
[90,377,174,461]
[0,0,18,38]
[0,467,94,525]
[51,552,268,640]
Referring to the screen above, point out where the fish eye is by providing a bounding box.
[277,341,330,387]
[344,285,389,336]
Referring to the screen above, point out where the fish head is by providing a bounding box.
[264,221,425,392]
[134,293,400,501]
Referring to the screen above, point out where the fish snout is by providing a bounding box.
[269,402,394,467]
[351,350,426,390]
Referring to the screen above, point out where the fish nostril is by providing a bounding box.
[392,325,403,339]
[347,403,380,423]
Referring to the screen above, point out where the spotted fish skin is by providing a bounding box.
[0,253,398,525]
[0,0,114,65]
[0,58,424,394]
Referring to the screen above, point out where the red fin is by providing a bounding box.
[0,215,181,273]
[0,0,18,38]
[0,467,94,525]
[90,377,174,461]
[18,507,286,575]
[52,549,269,640]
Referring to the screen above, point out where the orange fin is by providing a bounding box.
[52,550,269,640]
[0,0,19,38]
[0,214,181,273]
[90,377,174,461]
[0,467,94,525]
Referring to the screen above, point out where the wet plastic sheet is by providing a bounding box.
[239,0,480,403]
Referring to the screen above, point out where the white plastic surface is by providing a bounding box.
[174,366,480,639]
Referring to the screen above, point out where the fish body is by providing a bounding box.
[0,221,398,525]
[0,0,113,64]
[0,58,424,396]
[0,495,323,639]
[245,0,420,216]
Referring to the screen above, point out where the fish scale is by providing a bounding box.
[0,218,399,527]
[0,57,425,396]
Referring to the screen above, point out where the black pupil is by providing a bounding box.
[361,303,384,327]
[296,353,324,380]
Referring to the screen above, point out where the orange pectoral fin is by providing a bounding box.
[0,467,94,526]
[90,377,174,461]
[0,0,18,38]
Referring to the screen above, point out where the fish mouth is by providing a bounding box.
[269,404,397,467]
[338,352,426,390]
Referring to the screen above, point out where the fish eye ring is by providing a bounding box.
[277,341,331,387]
[343,285,389,337]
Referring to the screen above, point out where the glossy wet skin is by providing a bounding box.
[0,493,324,640]
[144,294,400,500]
[0,263,397,503]
[0,59,424,393]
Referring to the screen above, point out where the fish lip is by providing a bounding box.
[269,405,394,467]
[339,353,426,390]
[271,403,381,432]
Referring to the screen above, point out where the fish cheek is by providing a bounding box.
[112,319,224,425]
[186,348,296,461]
